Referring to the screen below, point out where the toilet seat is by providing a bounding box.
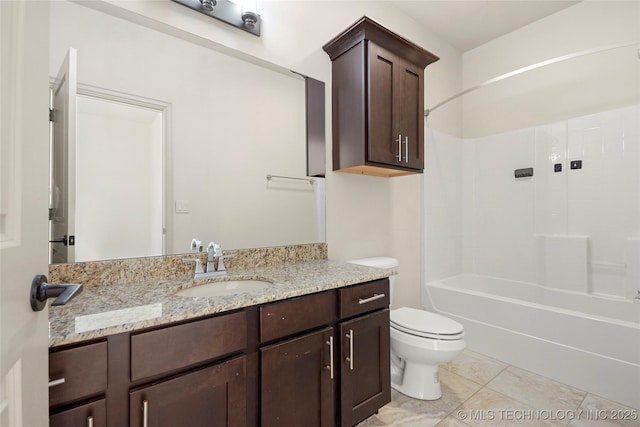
[390,307,464,340]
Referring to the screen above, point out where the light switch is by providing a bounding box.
[175,200,189,213]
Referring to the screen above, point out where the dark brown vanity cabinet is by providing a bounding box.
[49,279,391,427]
[48,340,108,427]
[260,279,391,427]
[338,280,391,426]
[129,356,246,427]
[259,291,337,427]
[261,327,336,427]
[323,17,439,177]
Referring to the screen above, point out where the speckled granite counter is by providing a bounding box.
[48,260,395,348]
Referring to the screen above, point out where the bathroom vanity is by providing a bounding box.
[48,257,393,427]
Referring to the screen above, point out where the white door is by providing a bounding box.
[49,48,77,264]
[0,1,51,426]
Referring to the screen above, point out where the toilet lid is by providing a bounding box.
[390,307,464,340]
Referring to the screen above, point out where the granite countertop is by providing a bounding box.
[48,260,396,347]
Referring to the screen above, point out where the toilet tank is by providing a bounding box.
[348,257,398,305]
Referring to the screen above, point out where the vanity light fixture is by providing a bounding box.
[172,0,261,36]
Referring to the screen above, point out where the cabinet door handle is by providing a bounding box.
[48,378,65,387]
[358,293,386,305]
[325,336,334,379]
[345,330,354,370]
[404,135,409,163]
[142,400,149,427]
[87,416,93,427]
[396,134,402,162]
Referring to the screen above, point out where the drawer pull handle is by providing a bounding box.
[48,378,65,387]
[142,400,149,427]
[345,330,354,370]
[325,336,334,379]
[87,416,93,427]
[396,134,402,162]
[358,293,385,305]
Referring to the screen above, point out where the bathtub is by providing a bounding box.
[423,274,640,409]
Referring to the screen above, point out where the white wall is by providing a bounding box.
[75,96,163,261]
[462,1,640,138]
[80,0,463,309]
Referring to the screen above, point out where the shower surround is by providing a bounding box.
[423,104,640,409]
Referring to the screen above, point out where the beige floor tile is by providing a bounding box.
[568,393,640,427]
[487,366,586,412]
[436,415,473,427]
[432,367,484,413]
[441,350,508,385]
[357,390,448,427]
[458,387,567,427]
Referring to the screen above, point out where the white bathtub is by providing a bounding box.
[423,274,640,409]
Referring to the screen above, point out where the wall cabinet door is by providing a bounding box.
[129,356,246,427]
[340,309,391,427]
[261,326,335,427]
[368,43,424,171]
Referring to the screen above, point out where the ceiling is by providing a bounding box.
[389,1,580,52]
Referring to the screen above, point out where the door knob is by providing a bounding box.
[49,235,74,246]
[30,274,82,311]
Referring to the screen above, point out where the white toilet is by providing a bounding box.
[349,257,466,401]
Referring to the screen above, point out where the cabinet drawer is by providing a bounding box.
[339,279,389,319]
[260,291,336,343]
[50,398,106,427]
[49,341,108,408]
[131,311,247,381]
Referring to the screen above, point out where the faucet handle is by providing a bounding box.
[182,258,204,274]
[213,242,223,257]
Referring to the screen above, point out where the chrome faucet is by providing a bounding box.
[183,242,235,280]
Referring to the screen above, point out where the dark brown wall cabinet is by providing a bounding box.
[49,279,390,427]
[323,17,439,177]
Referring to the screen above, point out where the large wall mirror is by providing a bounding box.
[49,0,325,263]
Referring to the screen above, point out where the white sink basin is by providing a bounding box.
[176,279,273,298]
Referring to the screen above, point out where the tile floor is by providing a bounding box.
[358,350,640,427]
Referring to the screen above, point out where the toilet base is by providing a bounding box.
[391,361,442,400]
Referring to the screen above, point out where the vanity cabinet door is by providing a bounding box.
[129,356,246,427]
[339,309,391,427]
[50,398,106,427]
[261,326,335,427]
